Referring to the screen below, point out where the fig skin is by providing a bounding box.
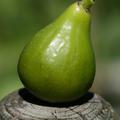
[18,1,95,103]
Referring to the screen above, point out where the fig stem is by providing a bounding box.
[77,0,81,6]
[79,0,95,9]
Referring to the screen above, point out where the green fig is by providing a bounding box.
[18,0,95,103]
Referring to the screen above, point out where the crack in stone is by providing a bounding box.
[52,110,58,119]
[69,108,87,120]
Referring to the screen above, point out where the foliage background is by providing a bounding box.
[0,0,120,114]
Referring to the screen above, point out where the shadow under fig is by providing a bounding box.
[19,88,94,107]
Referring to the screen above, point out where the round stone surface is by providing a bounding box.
[0,88,119,120]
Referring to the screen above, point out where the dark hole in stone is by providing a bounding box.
[19,88,94,107]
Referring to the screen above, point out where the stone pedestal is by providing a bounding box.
[0,88,119,120]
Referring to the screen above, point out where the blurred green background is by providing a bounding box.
[0,0,120,114]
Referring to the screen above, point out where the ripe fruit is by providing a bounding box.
[18,0,95,103]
